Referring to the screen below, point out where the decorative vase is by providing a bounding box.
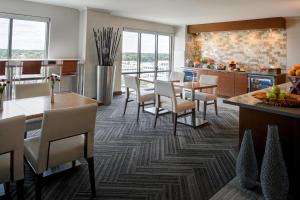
[51,88,54,104]
[260,125,289,200]
[96,65,115,105]
[236,129,258,189]
[0,93,3,111]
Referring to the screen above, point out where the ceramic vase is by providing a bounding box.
[260,125,289,200]
[236,129,258,189]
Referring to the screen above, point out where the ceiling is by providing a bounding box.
[26,0,300,26]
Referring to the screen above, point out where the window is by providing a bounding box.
[0,18,9,59]
[121,30,172,90]
[0,14,49,59]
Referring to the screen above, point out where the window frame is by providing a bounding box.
[121,28,174,76]
[0,12,50,59]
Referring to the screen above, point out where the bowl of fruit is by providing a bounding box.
[252,85,300,107]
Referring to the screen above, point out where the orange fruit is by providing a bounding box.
[288,69,296,76]
[296,69,300,76]
[293,64,300,70]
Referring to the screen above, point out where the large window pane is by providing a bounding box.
[11,19,46,59]
[140,33,155,72]
[158,35,170,71]
[122,31,138,73]
[0,18,9,59]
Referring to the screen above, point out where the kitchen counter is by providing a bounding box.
[223,82,300,198]
[224,82,300,118]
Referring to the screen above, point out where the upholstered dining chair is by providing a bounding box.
[15,82,51,135]
[123,75,155,121]
[0,115,26,200]
[169,71,185,98]
[186,75,218,120]
[24,104,98,200]
[154,80,195,135]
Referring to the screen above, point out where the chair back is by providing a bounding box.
[15,82,50,99]
[0,61,6,76]
[0,115,25,182]
[169,71,185,82]
[199,75,218,95]
[21,61,42,75]
[62,60,77,76]
[154,80,177,111]
[123,75,140,98]
[36,104,97,172]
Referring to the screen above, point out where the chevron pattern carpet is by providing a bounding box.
[2,96,239,200]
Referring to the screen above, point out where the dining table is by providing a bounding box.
[0,92,101,120]
[139,77,217,128]
[0,92,101,178]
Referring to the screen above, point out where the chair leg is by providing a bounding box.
[123,98,128,115]
[197,100,200,111]
[24,131,27,139]
[142,102,145,112]
[173,113,177,136]
[214,100,218,116]
[180,93,183,99]
[192,108,196,128]
[16,179,24,200]
[136,103,140,122]
[35,173,43,200]
[72,160,76,168]
[203,101,207,120]
[87,157,96,197]
[4,182,10,198]
[154,107,159,128]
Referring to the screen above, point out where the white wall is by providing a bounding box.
[0,0,79,58]
[286,17,300,69]
[83,9,175,98]
[174,25,187,71]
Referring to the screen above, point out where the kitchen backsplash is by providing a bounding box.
[186,29,287,71]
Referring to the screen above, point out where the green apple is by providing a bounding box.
[271,85,280,95]
[279,92,288,100]
[267,91,277,99]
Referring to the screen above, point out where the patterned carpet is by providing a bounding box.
[2,96,239,200]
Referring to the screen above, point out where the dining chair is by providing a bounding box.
[18,61,44,83]
[0,115,26,200]
[123,75,155,122]
[154,80,195,135]
[187,75,218,120]
[169,71,185,98]
[15,82,51,135]
[24,103,98,200]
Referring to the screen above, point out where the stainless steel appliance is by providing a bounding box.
[249,74,274,92]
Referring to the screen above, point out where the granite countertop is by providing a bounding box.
[223,82,300,119]
[184,67,286,76]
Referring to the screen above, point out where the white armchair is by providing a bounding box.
[169,71,185,98]
[154,80,195,135]
[186,75,218,120]
[0,115,26,199]
[123,75,155,121]
[15,82,51,135]
[24,104,98,200]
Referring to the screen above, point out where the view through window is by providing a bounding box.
[0,15,48,59]
[122,31,172,90]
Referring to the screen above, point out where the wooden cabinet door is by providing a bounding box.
[218,72,235,97]
[234,73,248,96]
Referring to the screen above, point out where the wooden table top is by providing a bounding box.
[0,93,100,120]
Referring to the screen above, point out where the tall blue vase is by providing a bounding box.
[260,125,289,200]
[236,129,258,189]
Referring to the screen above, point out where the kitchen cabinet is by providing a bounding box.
[234,73,248,96]
[218,72,235,97]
